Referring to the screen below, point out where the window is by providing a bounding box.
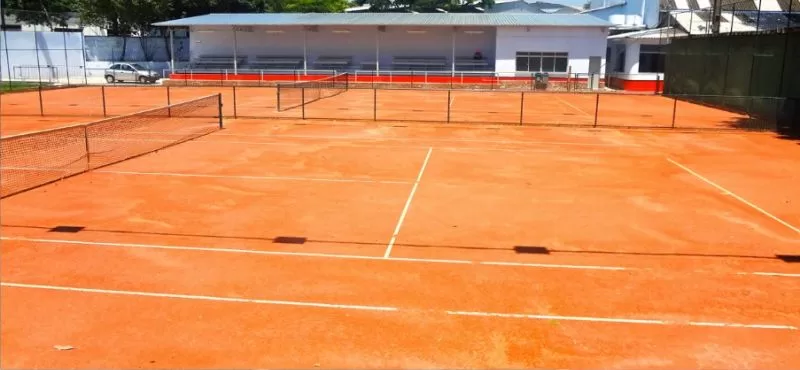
[638,44,666,73]
[515,52,568,73]
[614,48,626,72]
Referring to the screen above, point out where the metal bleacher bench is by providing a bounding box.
[391,56,448,71]
[454,57,491,70]
[312,56,353,70]
[192,55,246,70]
[247,55,304,70]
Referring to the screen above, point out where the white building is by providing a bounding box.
[596,0,799,91]
[153,13,611,83]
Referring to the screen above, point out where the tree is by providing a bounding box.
[3,0,76,29]
[284,0,349,12]
[355,0,494,13]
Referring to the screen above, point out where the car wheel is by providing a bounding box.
[139,76,148,84]
[105,75,115,83]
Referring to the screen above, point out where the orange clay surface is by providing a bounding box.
[1,85,751,137]
[1,119,800,368]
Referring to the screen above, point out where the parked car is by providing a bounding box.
[104,63,161,84]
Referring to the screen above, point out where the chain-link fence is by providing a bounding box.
[0,84,785,132]
[664,27,799,134]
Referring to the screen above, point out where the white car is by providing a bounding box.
[104,63,161,84]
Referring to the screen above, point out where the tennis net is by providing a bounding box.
[277,72,349,111]
[0,94,222,198]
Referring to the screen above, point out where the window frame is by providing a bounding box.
[638,44,666,73]
[515,52,569,73]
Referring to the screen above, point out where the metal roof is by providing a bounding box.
[152,13,611,27]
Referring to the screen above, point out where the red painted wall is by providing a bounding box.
[608,76,664,93]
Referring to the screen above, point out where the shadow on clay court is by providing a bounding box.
[4,223,795,262]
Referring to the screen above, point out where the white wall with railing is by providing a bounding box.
[495,26,608,75]
[190,25,497,70]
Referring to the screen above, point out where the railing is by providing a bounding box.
[165,68,612,92]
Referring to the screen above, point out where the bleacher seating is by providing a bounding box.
[454,57,491,71]
[191,55,246,70]
[391,56,448,71]
[247,55,304,70]
[312,56,353,71]
[360,61,378,70]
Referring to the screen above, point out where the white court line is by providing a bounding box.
[667,158,800,235]
[554,95,592,117]
[187,139,620,155]
[739,272,800,278]
[480,261,627,271]
[0,282,398,312]
[95,170,411,185]
[384,147,433,258]
[449,94,456,108]
[447,310,797,330]
[212,133,636,148]
[1,282,794,330]
[0,236,626,272]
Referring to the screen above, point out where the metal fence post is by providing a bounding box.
[62,32,71,86]
[373,88,377,121]
[301,88,306,119]
[277,85,281,111]
[38,85,44,116]
[232,85,238,118]
[519,92,525,125]
[671,97,678,128]
[218,93,224,129]
[167,86,172,117]
[593,93,600,127]
[101,85,107,117]
[447,89,451,123]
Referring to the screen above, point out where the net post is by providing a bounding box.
[593,93,599,128]
[218,93,224,129]
[233,85,238,118]
[101,85,107,117]
[519,92,524,125]
[373,88,377,121]
[671,97,678,128]
[38,85,44,116]
[447,89,451,123]
[301,88,306,119]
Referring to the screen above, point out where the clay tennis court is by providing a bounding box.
[2,108,800,367]
[1,84,753,137]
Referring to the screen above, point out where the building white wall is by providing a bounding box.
[623,41,640,73]
[608,37,668,74]
[494,26,608,75]
[190,25,495,69]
